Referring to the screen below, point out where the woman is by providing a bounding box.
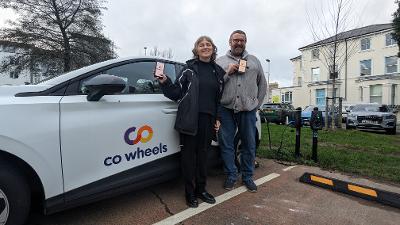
[156,36,225,208]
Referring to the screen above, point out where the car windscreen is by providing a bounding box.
[303,106,325,112]
[352,104,380,112]
[263,105,280,109]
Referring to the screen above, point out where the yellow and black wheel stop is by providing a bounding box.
[299,172,400,209]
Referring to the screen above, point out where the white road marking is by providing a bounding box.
[153,173,281,225]
[283,166,297,171]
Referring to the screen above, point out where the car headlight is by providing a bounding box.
[348,114,356,120]
[384,115,395,120]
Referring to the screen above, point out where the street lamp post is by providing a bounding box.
[265,59,271,102]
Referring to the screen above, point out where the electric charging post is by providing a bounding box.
[310,107,322,162]
[294,107,302,158]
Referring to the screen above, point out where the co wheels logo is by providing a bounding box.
[124,125,153,145]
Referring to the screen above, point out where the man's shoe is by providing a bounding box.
[255,160,260,168]
[185,194,198,208]
[243,179,257,193]
[223,179,236,190]
[196,191,216,204]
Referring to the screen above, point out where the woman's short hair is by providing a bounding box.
[192,36,217,61]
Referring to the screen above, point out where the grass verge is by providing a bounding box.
[257,123,400,183]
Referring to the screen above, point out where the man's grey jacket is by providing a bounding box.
[216,50,267,112]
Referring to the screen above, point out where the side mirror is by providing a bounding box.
[84,74,126,101]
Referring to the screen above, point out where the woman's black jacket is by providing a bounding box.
[160,59,225,136]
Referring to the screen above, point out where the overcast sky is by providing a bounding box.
[0,0,395,86]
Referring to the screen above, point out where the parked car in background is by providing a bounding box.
[301,105,326,126]
[302,105,341,127]
[346,103,397,134]
[341,103,360,123]
[260,103,295,124]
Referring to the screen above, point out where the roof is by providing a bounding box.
[290,55,301,61]
[299,23,393,50]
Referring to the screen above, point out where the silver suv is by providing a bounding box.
[346,103,397,134]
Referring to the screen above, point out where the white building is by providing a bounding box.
[274,23,399,110]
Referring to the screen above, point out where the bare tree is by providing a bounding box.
[0,0,117,82]
[161,48,174,59]
[149,46,174,59]
[393,0,400,57]
[306,0,361,129]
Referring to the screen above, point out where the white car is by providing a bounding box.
[0,57,261,225]
[346,103,397,134]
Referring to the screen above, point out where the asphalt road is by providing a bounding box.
[28,159,400,225]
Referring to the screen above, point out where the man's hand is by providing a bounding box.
[226,63,239,75]
[214,120,221,131]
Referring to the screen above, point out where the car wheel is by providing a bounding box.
[345,119,353,130]
[278,114,287,125]
[386,126,397,135]
[0,161,31,225]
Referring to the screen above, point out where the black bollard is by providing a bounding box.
[312,130,318,162]
[310,107,322,162]
[294,107,302,157]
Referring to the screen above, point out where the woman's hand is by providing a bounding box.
[155,73,168,84]
[214,120,221,131]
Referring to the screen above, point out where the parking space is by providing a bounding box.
[28,159,400,225]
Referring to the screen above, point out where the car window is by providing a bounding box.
[263,104,279,109]
[79,61,177,95]
[379,106,389,112]
[353,104,380,112]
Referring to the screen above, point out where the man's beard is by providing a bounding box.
[232,46,244,56]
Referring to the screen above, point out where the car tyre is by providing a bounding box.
[345,119,353,130]
[386,125,396,135]
[0,161,31,225]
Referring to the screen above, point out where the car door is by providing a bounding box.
[59,60,180,197]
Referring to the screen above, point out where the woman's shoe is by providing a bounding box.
[196,191,216,204]
[185,194,199,208]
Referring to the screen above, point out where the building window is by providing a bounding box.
[311,49,319,59]
[281,91,292,103]
[9,71,19,79]
[329,65,339,79]
[312,67,320,82]
[370,84,382,104]
[385,56,398,74]
[360,38,370,50]
[385,33,396,46]
[316,89,325,106]
[360,59,371,76]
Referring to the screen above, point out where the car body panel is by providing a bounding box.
[0,96,64,198]
[60,94,180,192]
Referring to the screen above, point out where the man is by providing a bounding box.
[216,30,267,192]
